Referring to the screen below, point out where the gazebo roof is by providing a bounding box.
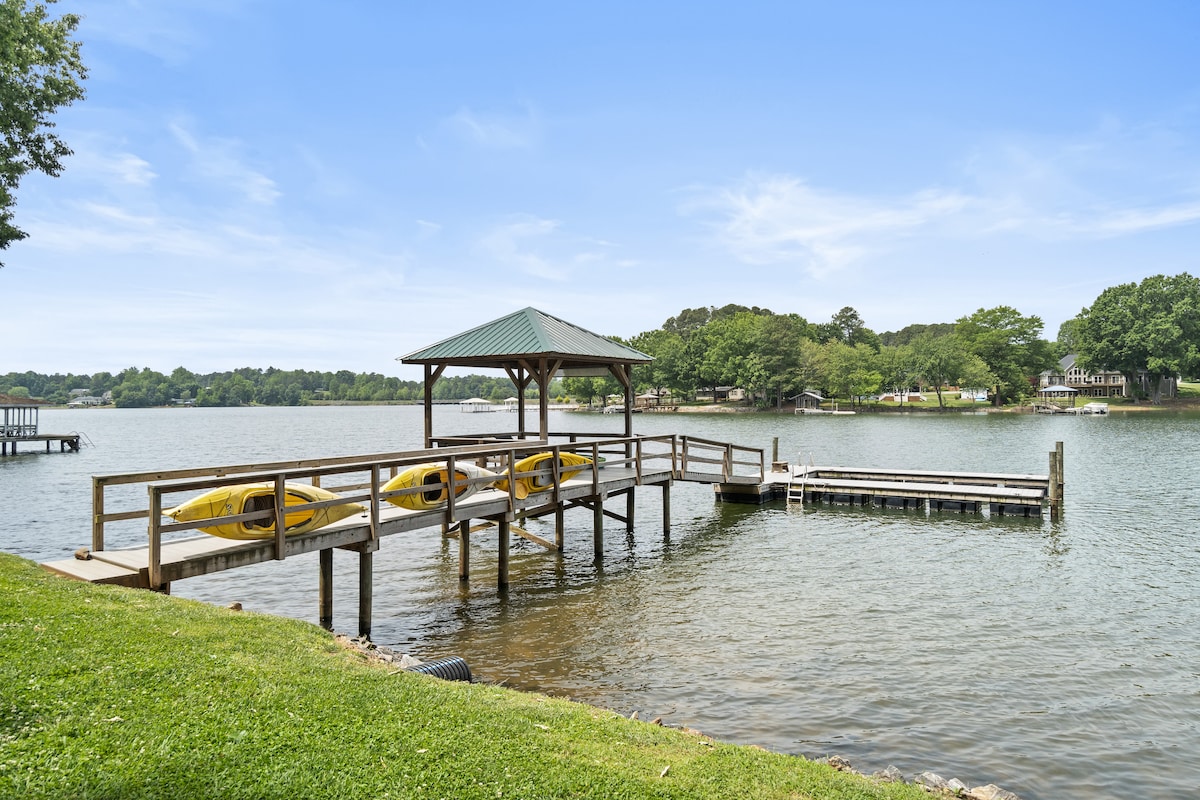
[1040,385,1077,393]
[399,307,651,369]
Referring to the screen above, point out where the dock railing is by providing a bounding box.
[678,435,765,484]
[92,434,683,588]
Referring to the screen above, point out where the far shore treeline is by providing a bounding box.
[7,273,1200,409]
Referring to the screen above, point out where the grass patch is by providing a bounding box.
[0,554,929,800]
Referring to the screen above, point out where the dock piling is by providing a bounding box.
[459,519,470,581]
[358,549,373,640]
[497,517,510,592]
[593,495,604,562]
[319,548,333,629]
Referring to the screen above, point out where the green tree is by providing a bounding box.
[956,306,1054,405]
[1075,273,1200,402]
[817,306,879,349]
[629,328,685,396]
[912,334,995,409]
[820,341,881,407]
[0,0,87,264]
[874,344,918,407]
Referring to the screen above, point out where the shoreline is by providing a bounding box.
[334,633,1028,800]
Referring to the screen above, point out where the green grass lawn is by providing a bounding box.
[0,554,930,800]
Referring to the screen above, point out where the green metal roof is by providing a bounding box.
[400,307,652,367]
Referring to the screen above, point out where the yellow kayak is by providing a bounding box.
[500,451,594,495]
[164,482,366,541]
[382,462,504,510]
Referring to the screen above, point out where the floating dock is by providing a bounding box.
[786,465,1050,516]
[716,441,1065,521]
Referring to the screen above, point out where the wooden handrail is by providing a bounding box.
[103,433,695,572]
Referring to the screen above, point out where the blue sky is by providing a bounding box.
[5,1,1200,378]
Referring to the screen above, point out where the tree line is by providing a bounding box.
[7,272,1197,409]
[0,367,549,408]
[578,272,1199,408]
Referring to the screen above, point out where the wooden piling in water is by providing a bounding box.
[497,517,510,591]
[459,520,470,581]
[593,495,604,562]
[662,482,671,533]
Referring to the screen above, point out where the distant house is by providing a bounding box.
[66,395,104,408]
[791,390,824,410]
[1039,354,1175,399]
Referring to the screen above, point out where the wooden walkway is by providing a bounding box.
[41,433,765,636]
[1,432,83,456]
[786,463,1057,517]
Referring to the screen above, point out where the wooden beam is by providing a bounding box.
[319,548,333,629]
[498,516,510,592]
[358,549,373,640]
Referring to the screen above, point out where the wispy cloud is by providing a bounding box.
[67,150,157,186]
[478,215,563,280]
[687,174,969,275]
[443,105,541,149]
[169,121,281,205]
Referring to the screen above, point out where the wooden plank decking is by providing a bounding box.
[43,466,671,589]
[787,464,1052,516]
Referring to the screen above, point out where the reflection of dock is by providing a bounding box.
[1,401,84,456]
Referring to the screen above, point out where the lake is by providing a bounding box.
[3,405,1198,798]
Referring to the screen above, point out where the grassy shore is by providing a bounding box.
[0,554,930,800]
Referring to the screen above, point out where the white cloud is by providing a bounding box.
[416,219,442,238]
[688,174,969,275]
[444,105,541,149]
[169,121,281,205]
[478,215,563,280]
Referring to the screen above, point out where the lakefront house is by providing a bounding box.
[1039,354,1176,399]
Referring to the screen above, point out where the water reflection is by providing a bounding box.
[7,406,1200,798]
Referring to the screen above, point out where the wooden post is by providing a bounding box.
[273,475,287,561]
[1048,449,1060,520]
[662,482,671,533]
[92,477,105,551]
[358,549,373,640]
[772,437,779,464]
[319,548,333,630]
[423,364,434,448]
[497,517,510,592]
[626,491,635,533]
[555,504,564,551]
[1056,440,1065,502]
[593,496,604,563]
[148,486,163,589]
[459,519,470,581]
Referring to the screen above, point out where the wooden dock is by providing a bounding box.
[784,455,1063,518]
[1,432,83,455]
[41,433,764,637]
[2,401,84,455]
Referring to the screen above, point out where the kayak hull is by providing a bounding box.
[500,452,594,495]
[382,462,501,510]
[164,482,366,541]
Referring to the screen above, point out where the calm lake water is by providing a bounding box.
[4,405,1199,798]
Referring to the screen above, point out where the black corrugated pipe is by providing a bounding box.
[406,656,472,682]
